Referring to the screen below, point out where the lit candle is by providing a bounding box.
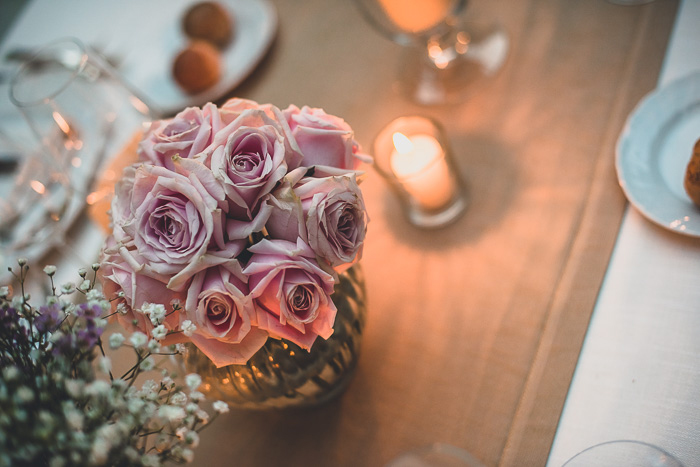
[390,132,455,210]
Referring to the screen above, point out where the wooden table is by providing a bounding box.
[196,1,678,465]
[0,0,680,465]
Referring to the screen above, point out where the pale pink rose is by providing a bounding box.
[266,170,368,268]
[185,262,268,367]
[283,105,372,171]
[138,103,223,170]
[203,108,302,239]
[219,98,276,125]
[243,238,337,350]
[120,159,243,291]
[99,238,186,345]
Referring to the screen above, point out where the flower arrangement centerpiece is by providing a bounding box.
[0,261,229,466]
[99,98,370,408]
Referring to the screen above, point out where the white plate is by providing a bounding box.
[616,71,700,237]
[2,0,277,116]
[129,0,277,115]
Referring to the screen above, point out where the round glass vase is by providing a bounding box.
[184,264,367,409]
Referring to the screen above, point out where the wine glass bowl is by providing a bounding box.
[563,440,684,467]
[353,0,509,105]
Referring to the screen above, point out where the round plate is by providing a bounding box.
[127,0,277,115]
[616,71,700,237]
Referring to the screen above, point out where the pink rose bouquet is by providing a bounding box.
[100,98,371,367]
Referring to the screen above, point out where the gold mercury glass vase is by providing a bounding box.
[184,264,367,409]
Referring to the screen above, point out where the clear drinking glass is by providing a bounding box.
[5,37,155,278]
[353,0,509,105]
[386,443,485,467]
[563,440,684,467]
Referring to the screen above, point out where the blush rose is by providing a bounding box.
[185,262,268,367]
[138,103,223,170]
[283,105,372,171]
[243,239,337,350]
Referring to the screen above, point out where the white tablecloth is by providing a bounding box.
[547,1,700,465]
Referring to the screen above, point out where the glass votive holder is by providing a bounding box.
[373,116,467,229]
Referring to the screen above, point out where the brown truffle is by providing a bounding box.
[172,40,222,94]
[684,138,700,207]
[182,1,234,49]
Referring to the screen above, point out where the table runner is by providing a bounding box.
[0,0,679,465]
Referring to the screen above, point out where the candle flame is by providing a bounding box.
[392,132,414,154]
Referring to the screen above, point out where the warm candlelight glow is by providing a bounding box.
[377,0,451,33]
[389,132,455,210]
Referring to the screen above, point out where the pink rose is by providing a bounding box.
[185,262,268,367]
[204,109,302,239]
[283,105,372,171]
[243,238,337,350]
[99,238,185,344]
[266,169,368,268]
[120,158,243,290]
[138,103,223,170]
[219,98,277,125]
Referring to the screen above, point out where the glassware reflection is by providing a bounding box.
[353,0,509,105]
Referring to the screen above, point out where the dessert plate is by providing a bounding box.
[616,71,700,237]
[1,0,277,116]
[130,0,277,115]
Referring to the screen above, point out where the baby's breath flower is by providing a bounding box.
[147,339,161,353]
[86,289,103,302]
[185,374,202,391]
[63,407,84,431]
[144,303,167,325]
[161,376,174,389]
[158,405,186,423]
[109,333,125,349]
[139,357,155,371]
[43,265,57,276]
[141,454,160,467]
[175,426,189,441]
[78,268,87,278]
[181,320,196,337]
[184,431,200,448]
[0,286,9,298]
[171,392,188,406]
[188,390,205,403]
[181,448,195,463]
[2,366,19,381]
[60,282,75,294]
[130,331,148,349]
[78,279,91,292]
[98,356,112,374]
[116,302,128,314]
[196,409,210,424]
[213,400,230,414]
[151,324,167,341]
[85,380,110,397]
[14,386,34,404]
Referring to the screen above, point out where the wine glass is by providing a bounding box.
[386,443,485,467]
[563,440,684,467]
[4,37,155,280]
[352,0,509,105]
